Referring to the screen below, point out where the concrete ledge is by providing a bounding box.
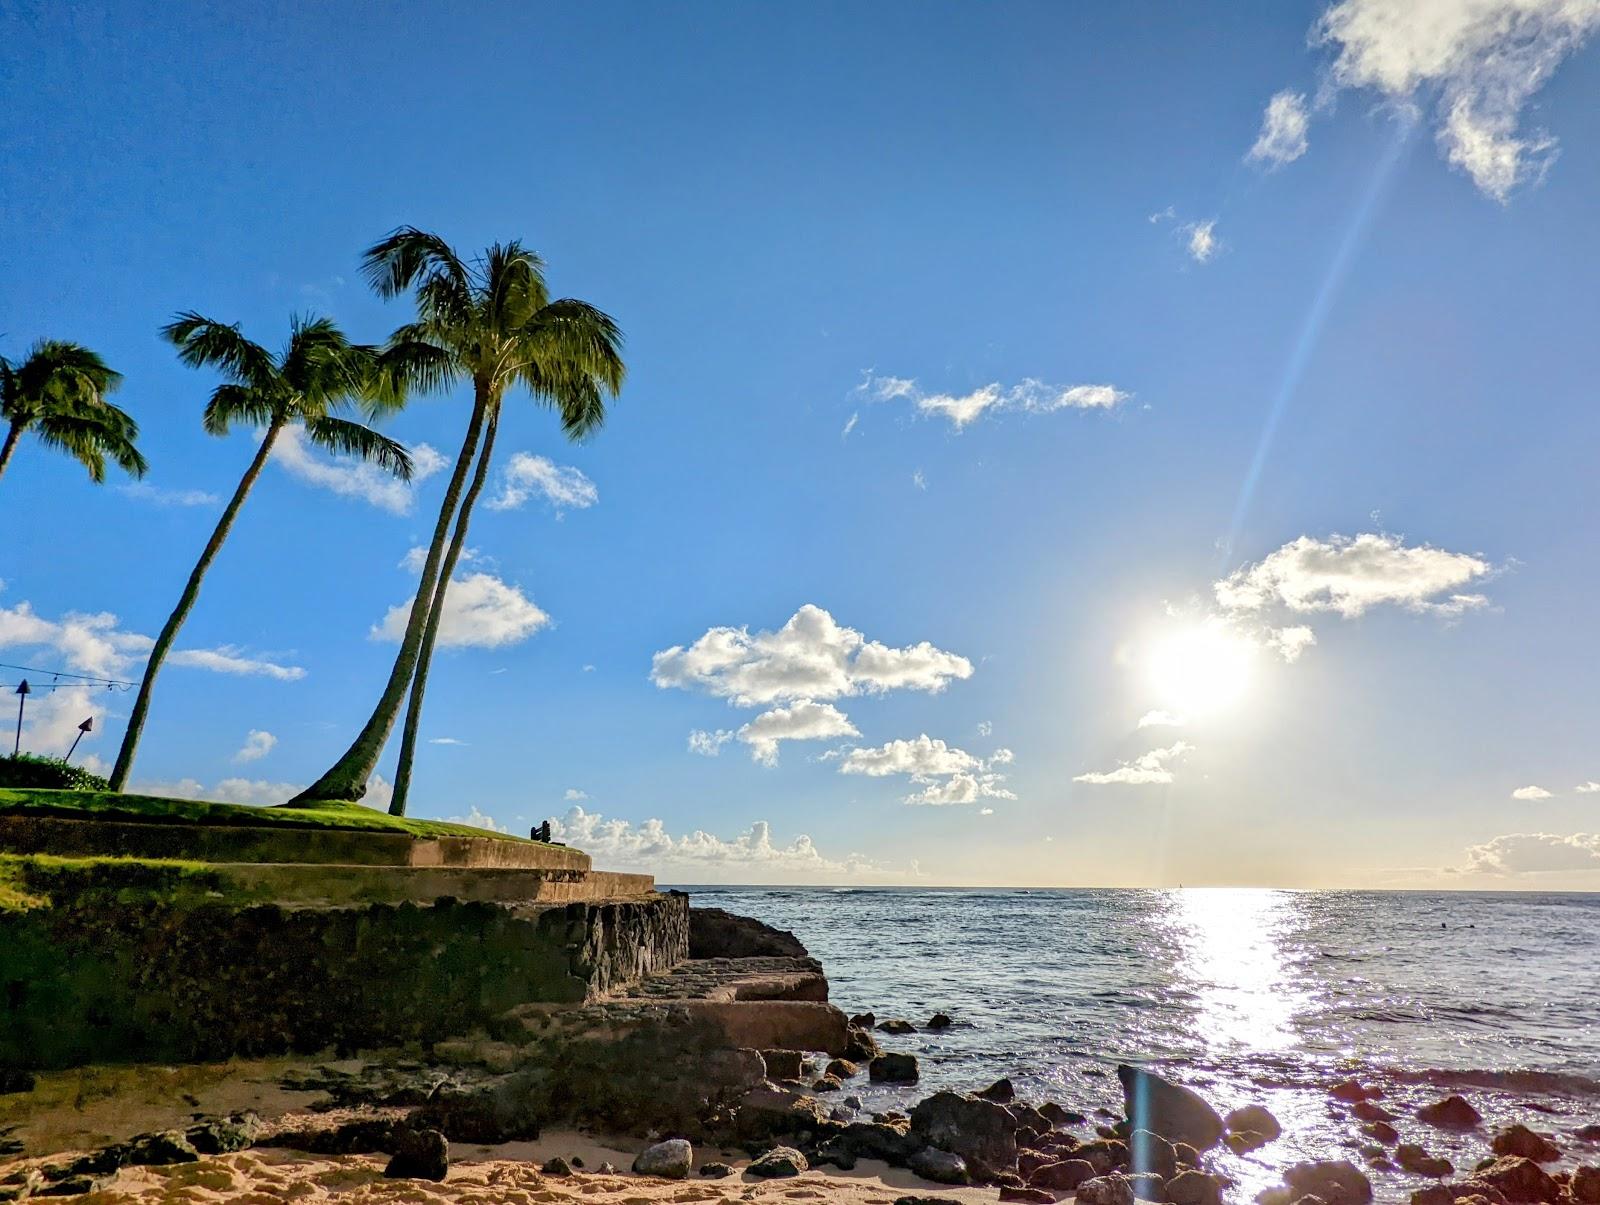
[214,863,655,905]
[0,815,590,871]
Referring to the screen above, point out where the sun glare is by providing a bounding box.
[1147,621,1257,717]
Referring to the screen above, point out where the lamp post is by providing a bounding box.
[12,680,29,756]
[66,716,93,762]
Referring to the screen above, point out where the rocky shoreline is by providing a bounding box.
[2,908,1597,1204]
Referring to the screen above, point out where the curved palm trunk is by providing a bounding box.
[388,405,502,816]
[289,387,490,805]
[109,420,285,791]
[0,420,25,483]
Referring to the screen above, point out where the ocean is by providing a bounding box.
[676,886,1600,1197]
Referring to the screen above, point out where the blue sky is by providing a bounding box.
[3,1,1599,887]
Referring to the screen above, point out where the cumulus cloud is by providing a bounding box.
[1578,781,1600,794]
[486,452,598,514]
[126,774,395,809]
[563,788,588,801]
[687,728,734,757]
[833,734,1016,805]
[1184,220,1219,263]
[1309,0,1600,200]
[652,604,972,708]
[1512,785,1554,801]
[168,646,306,681]
[12,685,107,759]
[1461,831,1600,874]
[232,729,276,763]
[442,806,507,833]
[857,373,1129,431]
[374,572,550,649]
[273,426,446,514]
[738,700,858,767]
[1215,533,1493,620]
[547,806,880,880]
[1074,741,1193,786]
[1138,710,1187,729]
[1248,89,1312,166]
[115,482,220,507]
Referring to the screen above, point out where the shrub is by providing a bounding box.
[0,753,111,791]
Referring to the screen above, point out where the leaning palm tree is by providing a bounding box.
[107,314,417,791]
[291,228,624,813]
[0,340,146,486]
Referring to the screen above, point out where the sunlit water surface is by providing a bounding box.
[676,887,1600,1197]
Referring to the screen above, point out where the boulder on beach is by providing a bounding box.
[909,1146,971,1185]
[977,1077,1016,1103]
[1127,1129,1177,1179]
[910,1089,1020,1171]
[698,1162,734,1178]
[999,1188,1053,1203]
[1491,1124,1561,1163]
[826,1057,858,1079]
[1571,1166,1600,1204]
[734,1084,830,1142]
[1041,1101,1086,1127]
[749,1146,808,1177]
[871,1052,920,1083]
[1030,1158,1097,1191]
[761,1048,805,1080]
[1116,1064,1225,1150]
[814,1074,843,1092]
[1165,1168,1224,1205]
[1467,1155,1560,1203]
[122,1130,201,1167]
[185,1112,262,1156]
[540,1157,572,1176]
[1281,1158,1374,1205]
[1077,1173,1137,1205]
[383,1128,449,1182]
[632,1138,693,1179]
[1417,1095,1483,1130]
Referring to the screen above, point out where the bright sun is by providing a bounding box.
[1147,621,1258,717]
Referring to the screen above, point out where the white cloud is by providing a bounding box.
[858,373,1130,431]
[738,700,858,767]
[1314,0,1600,200]
[1462,831,1600,874]
[979,807,995,816]
[12,685,107,760]
[1266,625,1318,663]
[563,788,588,801]
[428,736,467,746]
[1577,781,1600,794]
[273,426,446,514]
[841,412,859,439]
[1248,89,1311,166]
[912,468,927,491]
[652,603,972,708]
[833,734,1016,805]
[1074,741,1193,786]
[168,646,306,681]
[1184,220,1219,263]
[486,452,598,514]
[548,805,881,880]
[687,728,734,757]
[116,482,220,507]
[989,747,1015,765]
[1215,533,1493,620]
[976,720,993,737]
[232,729,276,764]
[442,806,507,833]
[1138,710,1187,729]
[1512,784,1554,801]
[126,774,394,809]
[374,572,550,649]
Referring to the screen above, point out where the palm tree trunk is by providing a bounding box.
[388,405,502,816]
[0,420,24,483]
[288,386,490,805]
[108,420,285,791]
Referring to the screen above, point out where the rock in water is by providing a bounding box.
[384,1129,449,1182]
[1225,1104,1282,1142]
[761,1049,806,1080]
[977,1077,1016,1103]
[1282,1159,1373,1205]
[870,1052,920,1083]
[879,1018,918,1034]
[1076,1173,1137,1205]
[632,1138,693,1179]
[1468,1155,1561,1202]
[1570,1166,1600,1204]
[1115,1065,1224,1150]
[1492,1124,1562,1163]
[909,1147,970,1185]
[688,908,807,958]
[926,1013,953,1030]
[1165,1169,1224,1205]
[1416,1095,1482,1130]
[910,1090,1020,1170]
[1126,1129,1177,1179]
[826,1058,859,1079]
[1395,1144,1452,1177]
[749,1146,808,1177]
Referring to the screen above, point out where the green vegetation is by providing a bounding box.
[0,752,111,791]
[107,315,425,791]
[294,228,625,814]
[0,339,145,485]
[0,787,531,842]
[0,853,250,914]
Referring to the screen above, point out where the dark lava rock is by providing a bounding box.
[1127,1129,1177,1179]
[689,908,807,958]
[632,1138,693,1179]
[1075,1139,1129,1174]
[1077,1173,1137,1205]
[1226,1104,1282,1142]
[814,1074,844,1092]
[977,1078,1016,1103]
[1330,1080,1382,1104]
[870,1053,920,1084]
[1227,1129,1272,1154]
[1282,1159,1374,1205]
[850,1012,876,1029]
[269,1117,403,1155]
[1570,1166,1600,1204]
[894,1197,963,1205]
[1577,1126,1600,1143]
[1128,1171,1165,1201]
[1417,1096,1483,1130]
[1165,1168,1224,1205]
[836,1119,918,1164]
[845,1027,882,1063]
[35,1175,111,1197]
[123,1130,201,1166]
[749,1146,808,1177]
[1040,1101,1086,1127]
[1397,1144,1454,1177]
[878,1018,918,1035]
[1116,1065,1224,1150]
[813,1136,859,1170]
[1173,1141,1202,1167]
[698,1162,734,1178]
[826,1058,859,1079]
[0,1169,43,1202]
[541,1157,573,1176]
[384,1128,449,1182]
[910,1090,1019,1171]
[734,1084,830,1142]
[1469,1155,1561,1202]
[1491,1125,1561,1163]
[999,1188,1053,1203]
[762,1049,806,1080]
[926,1013,953,1030]
[909,1147,970,1185]
[1031,1159,1097,1191]
[0,1071,35,1096]
[186,1112,262,1156]
[1353,1100,1399,1123]
[1010,1104,1050,1133]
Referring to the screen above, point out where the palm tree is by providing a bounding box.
[107,314,417,792]
[291,228,624,814]
[0,340,146,485]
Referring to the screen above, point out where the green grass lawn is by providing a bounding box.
[0,787,531,842]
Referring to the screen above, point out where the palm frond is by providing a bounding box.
[362,227,469,301]
[162,313,279,393]
[370,337,457,413]
[303,415,415,480]
[203,384,276,435]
